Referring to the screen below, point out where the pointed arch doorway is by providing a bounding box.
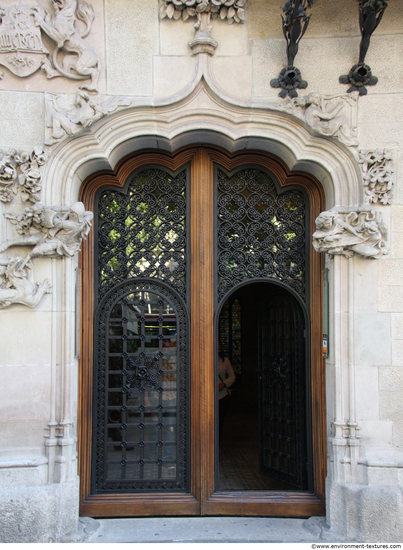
[78,146,326,518]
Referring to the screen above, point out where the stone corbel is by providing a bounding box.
[359,149,395,205]
[0,202,93,308]
[278,92,359,147]
[45,92,132,146]
[312,207,388,259]
[159,0,246,56]
[0,147,47,203]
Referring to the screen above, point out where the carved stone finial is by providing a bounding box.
[0,147,47,204]
[0,202,93,269]
[160,0,246,55]
[0,1,101,92]
[271,0,317,98]
[312,208,388,259]
[278,92,358,147]
[0,257,52,309]
[45,92,132,146]
[339,0,389,95]
[359,149,395,205]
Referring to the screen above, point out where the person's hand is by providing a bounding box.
[219,382,226,391]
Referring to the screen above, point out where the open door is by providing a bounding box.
[78,146,325,518]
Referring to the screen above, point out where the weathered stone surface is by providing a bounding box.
[105,0,158,96]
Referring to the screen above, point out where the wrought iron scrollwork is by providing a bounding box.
[97,168,187,300]
[271,0,317,98]
[217,168,306,302]
[340,0,389,95]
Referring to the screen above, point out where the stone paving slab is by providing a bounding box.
[64,516,346,544]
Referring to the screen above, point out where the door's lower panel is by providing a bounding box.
[205,492,325,517]
[80,493,200,517]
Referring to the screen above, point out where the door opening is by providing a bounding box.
[217,282,311,493]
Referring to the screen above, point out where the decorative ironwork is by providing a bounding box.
[216,168,307,302]
[271,0,317,98]
[93,281,189,493]
[340,0,389,95]
[259,288,308,489]
[219,297,242,375]
[97,168,188,300]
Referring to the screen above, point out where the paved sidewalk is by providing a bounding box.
[63,516,347,544]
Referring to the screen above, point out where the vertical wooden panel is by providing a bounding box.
[190,149,215,512]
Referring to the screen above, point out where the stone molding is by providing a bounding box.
[45,92,132,146]
[312,207,388,259]
[0,147,47,204]
[0,1,101,92]
[359,149,395,205]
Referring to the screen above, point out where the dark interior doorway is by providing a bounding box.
[218,282,308,492]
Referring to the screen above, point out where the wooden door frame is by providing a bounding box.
[78,145,326,518]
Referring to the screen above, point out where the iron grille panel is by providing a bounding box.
[93,166,190,494]
[216,168,306,302]
[93,281,189,493]
[97,168,187,300]
[259,288,308,489]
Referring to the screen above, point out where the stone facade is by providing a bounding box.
[0,0,403,542]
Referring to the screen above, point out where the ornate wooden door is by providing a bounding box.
[78,147,326,518]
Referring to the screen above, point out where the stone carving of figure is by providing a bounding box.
[32,0,101,91]
[0,257,52,309]
[312,208,388,259]
[282,92,359,147]
[0,202,93,268]
[45,91,132,145]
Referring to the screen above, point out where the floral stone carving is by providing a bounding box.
[0,1,101,92]
[45,91,132,145]
[0,202,93,268]
[359,149,395,205]
[312,208,388,259]
[279,92,358,147]
[0,147,47,203]
[160,0,246,55]
[0,257,52,309]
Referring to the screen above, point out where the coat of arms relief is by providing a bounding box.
[0,0,100,91]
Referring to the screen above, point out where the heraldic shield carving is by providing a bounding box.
[0,5,49,77]
[0,1,100,91]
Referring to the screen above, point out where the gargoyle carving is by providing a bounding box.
[279,92,359,147]
[359,149,394,205]
[0,202,93,268]
[0,257,52,309]
[45,91,132,145]
[32,0,100,91]
[312,208,388,259]
[0,147,47,203]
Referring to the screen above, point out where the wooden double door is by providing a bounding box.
[78,146,326,518]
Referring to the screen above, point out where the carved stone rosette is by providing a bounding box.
[0,147,47,203]
[359,149,395,205]
[312,208,388,259]
[160,0,246,55]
